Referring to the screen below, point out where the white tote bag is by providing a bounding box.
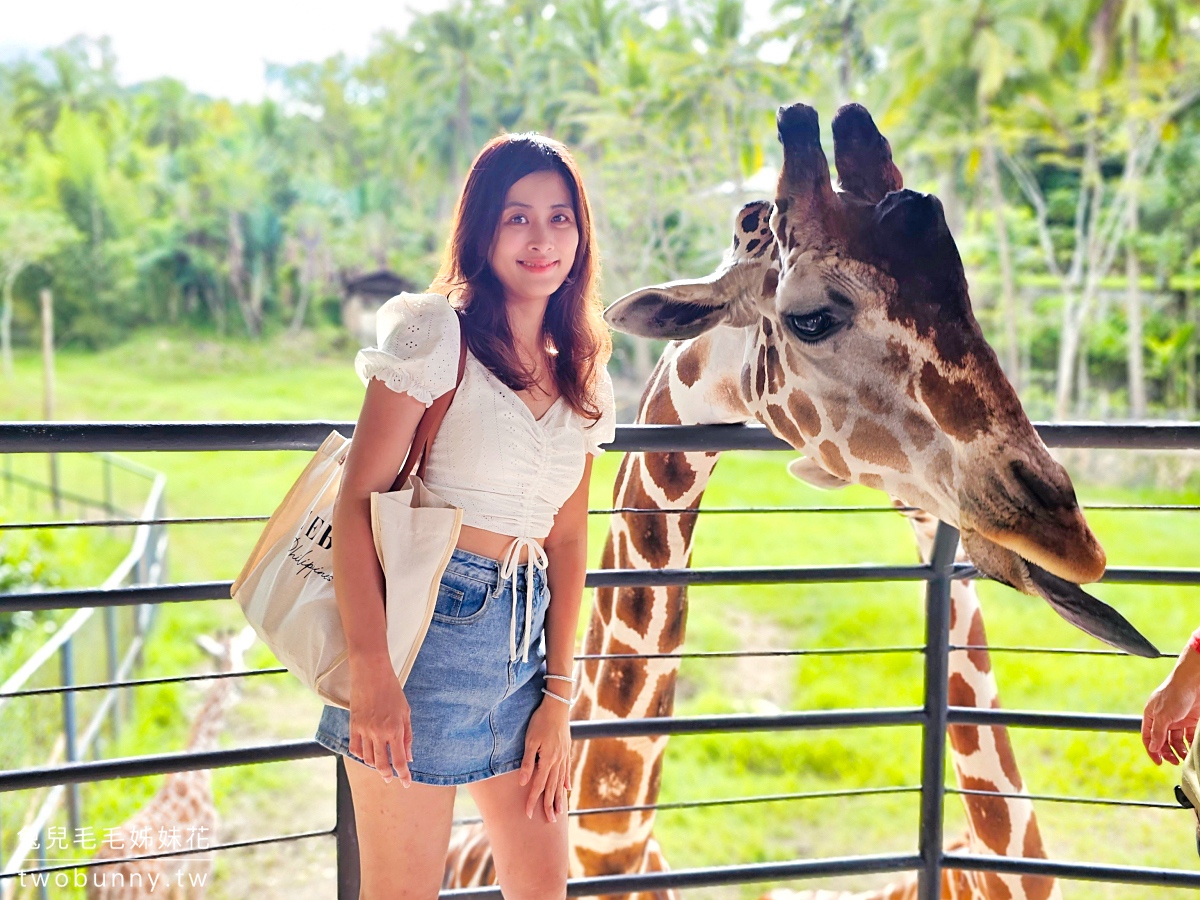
[232,328,466,709]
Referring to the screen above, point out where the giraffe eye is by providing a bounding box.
[785,309,840,343]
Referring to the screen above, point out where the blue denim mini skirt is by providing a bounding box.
[314,547,550,786]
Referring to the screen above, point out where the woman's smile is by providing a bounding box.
[518,259,559,272]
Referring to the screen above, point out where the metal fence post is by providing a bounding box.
[60,637,81,839]
[105,604,121,742]
[103,454,114,517]
[37,825,49,900]
[335,756,360,899]
[917,520,958,900]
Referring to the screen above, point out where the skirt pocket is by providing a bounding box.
[431,571,491,623]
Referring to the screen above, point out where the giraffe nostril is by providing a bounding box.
[1010,459,1075,513]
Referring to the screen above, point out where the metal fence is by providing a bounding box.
[1,420,1199,898]
[0,452,167,897]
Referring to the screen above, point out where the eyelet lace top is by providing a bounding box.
[354,292,617,661]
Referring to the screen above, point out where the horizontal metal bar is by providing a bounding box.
[951,644,1170,658]
[5,649,922,699]
[575,646,924,661]
[587,564,939,588]
[0,565,941,613]
[3,709,924,792]
[947,787,1182,810]
[0,422,353,453]
[0,514,269,531]
[943,852,1200,889]
[0,581,231,613]
[0,667,288,700]
[947,707,1140,733]
[3,421,1200,454]
[440,853,923,898]
[8,499,1196,533]
[1,827,333,881]
[6,561,1195,614]
[0,740,328,792]
[1034,422,1200,451]
[1098,567,1200,584]
[595,502,1200,515]
[453,785,923,826]
[570,708,924,740]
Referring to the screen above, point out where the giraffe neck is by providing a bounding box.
[565,323,1059,900]
[185,675,236,753]
[570,332,750,879]
[905,512,1059,900]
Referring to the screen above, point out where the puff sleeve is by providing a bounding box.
[353,293,461,407]
[583,366,617,455]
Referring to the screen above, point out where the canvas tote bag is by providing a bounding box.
[231,327,467,709]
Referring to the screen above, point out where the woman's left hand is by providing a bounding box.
[519,694,572,822]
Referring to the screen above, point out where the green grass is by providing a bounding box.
[2,334,1200,897]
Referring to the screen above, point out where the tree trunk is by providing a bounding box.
[1187,276,1197,418]
[41,288,59,515]
[289,281,312,335]
[983,138,1019,390]
[1055,293,1080,420]
[1126,15,1146,419]
[227,211,262,338]
[839,7,854,98]
[725,98,743,195]
[1,264,20,380]
[1076,325,1090,416]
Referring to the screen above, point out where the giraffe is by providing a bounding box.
[86,626,256,900]
[761,505,1060,900]
[442,102,1156,898]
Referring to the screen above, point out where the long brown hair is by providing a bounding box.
[431,133,610,422]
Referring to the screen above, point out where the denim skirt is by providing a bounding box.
[314,547,550,786]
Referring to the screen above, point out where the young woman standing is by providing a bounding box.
[314,134,614,899]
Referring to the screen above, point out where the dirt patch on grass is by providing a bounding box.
[720,607,796,712]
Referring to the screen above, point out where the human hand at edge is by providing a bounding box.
[1143,644,1200,766]
[348,657,414,786]
[519,694,572,822]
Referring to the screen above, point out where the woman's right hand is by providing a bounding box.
[348,656,413,786]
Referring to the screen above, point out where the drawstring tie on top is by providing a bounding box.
[499,536,549,663]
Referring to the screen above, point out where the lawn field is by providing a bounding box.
[2,333,1200,898]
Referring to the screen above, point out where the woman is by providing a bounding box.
[314,133,614,899]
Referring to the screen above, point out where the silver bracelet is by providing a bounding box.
[544,674,575,684]
[541,687,572,706]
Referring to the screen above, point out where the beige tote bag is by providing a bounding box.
[231,327,467,709]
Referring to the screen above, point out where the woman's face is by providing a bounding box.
[488,169,580,305]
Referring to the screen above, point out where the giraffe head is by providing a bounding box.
[195,626,257,702]
[605,102,1156,657]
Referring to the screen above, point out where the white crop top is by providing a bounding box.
[354,292,617,662]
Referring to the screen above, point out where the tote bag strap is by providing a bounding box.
[389,313,469,492]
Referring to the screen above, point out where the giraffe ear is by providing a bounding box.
[195,634,224,658]
[604,273,759,339]
[234,625,258,654]
[787,456,850,490]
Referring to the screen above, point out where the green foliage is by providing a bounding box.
[1,7,1200,415]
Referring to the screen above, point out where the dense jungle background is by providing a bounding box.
[2,0,1200,420]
